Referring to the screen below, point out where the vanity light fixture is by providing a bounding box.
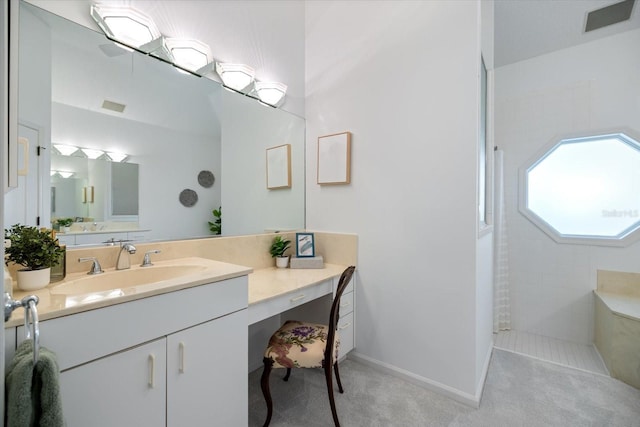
[52,171,75,179]
[58,171,75,179]
[216,63,256,92]
[80,148,105,160]
[90,4,162,49]
[165,38,213,74]
[106,152,128,162]
[253,81,287,107]
[53,144,79,156]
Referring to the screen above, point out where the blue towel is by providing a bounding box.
[5,340,65,427]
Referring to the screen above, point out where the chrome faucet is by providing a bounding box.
[79,257,104,275]
[116,243,137,270]
[141,250,161,267]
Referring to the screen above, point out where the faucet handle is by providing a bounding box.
[78,257,104,275]
[141,250,161,267]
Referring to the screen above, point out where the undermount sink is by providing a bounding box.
[49,264,210,296]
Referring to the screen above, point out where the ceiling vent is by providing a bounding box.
[102,100,126,113]
[585,0,635,32]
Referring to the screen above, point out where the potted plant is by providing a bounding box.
[269,235,291,268]
[4,224,65,291]
[208,207,222,235]
[56,217,74,233]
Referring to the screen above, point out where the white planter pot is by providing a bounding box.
[16,267,51,291]
[275,256,289,268]
[62,226,71,233]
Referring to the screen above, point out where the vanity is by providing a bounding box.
[4,231,358,426]
[6,258,252,426]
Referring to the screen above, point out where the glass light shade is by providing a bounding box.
[254,82,287,106]
[81,148,105,160]
[50,171,57,177]
[91,5,161,48]
[165,39,212,72]
[216,63,255,92]
[53,144,78,156]
[58,171,74,179]
[107,152,128,162]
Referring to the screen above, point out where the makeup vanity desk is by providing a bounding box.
[247,264,355,356]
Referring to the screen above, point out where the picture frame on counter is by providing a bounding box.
[295,232,315,257]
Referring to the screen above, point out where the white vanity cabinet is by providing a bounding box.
[14,275,248,427]
[59,338,168,426]
[167,310,247,426]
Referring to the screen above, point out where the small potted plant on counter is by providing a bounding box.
[56,217,74,233]
[269,235,291,268]
[4,224,65,291]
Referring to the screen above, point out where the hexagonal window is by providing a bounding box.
[520,132,640,246]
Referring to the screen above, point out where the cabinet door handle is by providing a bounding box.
[340,301,351,307]
[179,342,186,373]
[148,354,156,388]
[338,322,351,330]
[290,294,305,302]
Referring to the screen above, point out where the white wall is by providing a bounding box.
[495,29,640,344]
[305,1,485,400]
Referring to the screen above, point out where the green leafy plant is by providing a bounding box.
[209,207,222,235]
[269,235,291,258]
[56,218,74,227]
[4,224,64,270]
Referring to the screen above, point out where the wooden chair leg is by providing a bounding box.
[324,362,341,427]
[283,368,292,382]
[261,358,274,427]
[333,361,344,393]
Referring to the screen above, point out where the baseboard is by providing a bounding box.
[348,351,481,408]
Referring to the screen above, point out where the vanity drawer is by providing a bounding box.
[337,311,354,357]
[339,292,353,316]
[248,279,332,325]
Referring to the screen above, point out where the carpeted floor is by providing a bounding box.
[248,349,640,426]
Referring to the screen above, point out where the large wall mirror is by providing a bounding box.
[6,1,305,244]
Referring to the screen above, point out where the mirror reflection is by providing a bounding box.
[8,2,305,245]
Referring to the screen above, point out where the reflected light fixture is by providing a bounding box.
[254,81,287,107]
[165,38,213,73]
[106,152,128,162]
[216,63,256,92]
[53,144,79,156]
[81,148,105,160]
[53,171,75,179]
[90,4,161,49]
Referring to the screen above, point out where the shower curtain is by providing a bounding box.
[493,149,511,332]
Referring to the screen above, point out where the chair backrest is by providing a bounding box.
[324,266,356,364]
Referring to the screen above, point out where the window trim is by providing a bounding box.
[518,128,640,247]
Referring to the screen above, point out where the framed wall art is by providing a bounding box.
[266,144,292,189]
[317,131,351,185]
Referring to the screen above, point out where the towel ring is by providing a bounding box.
[4,293,40,364]
[23,296,40,364]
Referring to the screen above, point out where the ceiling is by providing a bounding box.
[495,0,640,67]
[26,0,640,97]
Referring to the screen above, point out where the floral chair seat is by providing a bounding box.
[264,320,340,369]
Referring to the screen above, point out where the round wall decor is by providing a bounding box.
[179,189,198,207]
[198,170,215,188]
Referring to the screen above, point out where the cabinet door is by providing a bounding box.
[167,309,247,427]
[59,338,166,427]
